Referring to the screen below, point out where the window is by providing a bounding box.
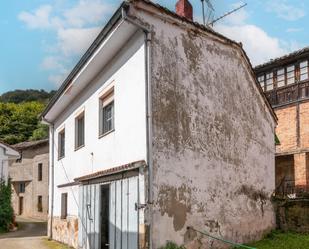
[266,72,273,91]
[58,129,65,159]
[61,193,68,219]
[38,163,42,181]
[276,68,285,88]
[257,75,265,90]
[75,112,85,149]
[100,89,114,136]
[19,183,25,193]
[300,61,308,81]
[287,65,295,85]
[38,196,43,212]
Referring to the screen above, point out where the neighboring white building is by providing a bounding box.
[42,1,277,249]
[0,142,20,184]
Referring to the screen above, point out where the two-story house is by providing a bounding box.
[255,47,309,195]
[9,139,49,220]
[42,0,277,248]
[0,141,19,184]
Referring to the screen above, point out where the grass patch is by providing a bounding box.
[43,239,73,249]
[242,231,309,249]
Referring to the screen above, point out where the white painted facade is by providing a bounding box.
[0,142,20,184]
[44,1,277,248]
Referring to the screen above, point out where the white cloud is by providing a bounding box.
[266,0,305,21]
[64,1,113,28]
[286,27,303,33]
[18,0,114,87]
[18,5,53,29]
[214,5,301,66]
[57,27,101,56]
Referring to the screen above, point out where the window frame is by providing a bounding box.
[75,112,85,150]
[38,195,43,212]
[58,129,65,159]
[286,65,296,85]
[38,163,43,181]
[276,68,285,88]
[61,193,68,219]
[299,60,308,82]
[99,88,115,137]
[266,72,274,91]
[19,182,26,193]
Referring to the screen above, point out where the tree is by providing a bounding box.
[0,89,56,104]
[0,101,47,144]
[30,123,49,141]
[0,180,14,232]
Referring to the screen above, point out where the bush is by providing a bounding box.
[160,242,185,249]
[0,180,14,232]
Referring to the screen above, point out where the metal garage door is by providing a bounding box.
[78,176,139,249]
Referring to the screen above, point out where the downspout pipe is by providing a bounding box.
[122,6,153,249]
[42,118,55,240]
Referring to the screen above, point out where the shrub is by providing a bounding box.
[160,242,185,249]
[0,180,14,232]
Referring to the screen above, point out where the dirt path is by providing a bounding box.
[0,216,49,249]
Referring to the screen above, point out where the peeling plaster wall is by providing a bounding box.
[131,4,276,248]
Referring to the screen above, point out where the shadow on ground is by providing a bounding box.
[0,216,47,239]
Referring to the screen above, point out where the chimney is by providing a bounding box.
[176,0,193,21]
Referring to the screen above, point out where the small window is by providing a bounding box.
[75,112,85,149]
[276,68,285,88]
[100,89,114,136]
[38,163,43,181]
[266,72,273,91]
[300,61,308,81]
[38,196,43,212]
[287,65,295,85]
[58,129,65,159]
[61,193,68,219]
[19,183,26,193]
[257,75,265,90]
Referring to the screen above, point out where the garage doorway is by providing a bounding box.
[100,185,109,249]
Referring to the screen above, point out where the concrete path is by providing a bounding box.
[0,216,49,249]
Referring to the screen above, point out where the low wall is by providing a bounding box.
[276,198,309,233]
[48,216,79,248]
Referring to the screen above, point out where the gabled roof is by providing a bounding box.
[255,46,309,72]
[13,139,49,151]
[0,141,20,157]
[42,0,277,122]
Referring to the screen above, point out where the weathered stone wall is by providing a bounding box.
[48,216,79,249]
[276,199,309,233]
[131,3,276,248]
[9,143,49,220]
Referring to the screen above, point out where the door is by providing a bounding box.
[19,197,23,215]
[101,185,109,249]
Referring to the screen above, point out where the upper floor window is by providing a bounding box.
[300,60,308,81]
[277,68,285,88]
[19,182,26,193]
[38,163,42,181]
[58,129,65,159]
[100,89,114,136]
[75,112,85,149]
[38,196,43,212]
[287,65,295,85]
[257,75,265,90]
[266,72,273,91]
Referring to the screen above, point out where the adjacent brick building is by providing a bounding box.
[255,47,309,194]
[9,139,49,220]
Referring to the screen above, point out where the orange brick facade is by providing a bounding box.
[275,101,309,190]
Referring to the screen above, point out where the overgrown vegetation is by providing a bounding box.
[0,89,55,104]
[0,101,48,144]
[159,242,185,249]
[244,230,309,249]
[0,180,14,232]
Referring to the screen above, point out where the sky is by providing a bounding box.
[0,0,308,94]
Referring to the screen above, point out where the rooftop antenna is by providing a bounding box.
[209,3,247,27]
[201,0,215,26]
